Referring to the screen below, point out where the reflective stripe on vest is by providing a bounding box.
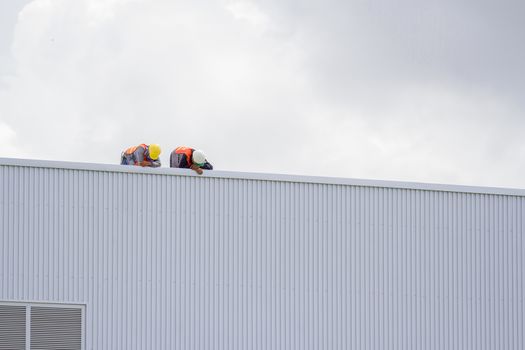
[125,144,147,156]
[175,146,194,166]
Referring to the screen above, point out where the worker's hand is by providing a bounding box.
[140,161,152,167]
[190,164,203,175]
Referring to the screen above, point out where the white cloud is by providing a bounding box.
[2,0,308,163]
[292,81,525,187]
[0,121,25,157]
[224,0,270,30]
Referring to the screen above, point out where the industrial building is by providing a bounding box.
[1,157,524,349]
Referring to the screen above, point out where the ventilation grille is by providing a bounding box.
[0,305,26,350]
[30,307,81,350]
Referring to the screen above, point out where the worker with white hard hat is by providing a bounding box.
[170,146,213,175]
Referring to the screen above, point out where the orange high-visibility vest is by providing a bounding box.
[175,146,194,166]
[124,144,147,156]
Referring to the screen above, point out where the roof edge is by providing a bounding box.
[1,157,524,197]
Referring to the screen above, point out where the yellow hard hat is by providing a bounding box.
[148,144,161,160]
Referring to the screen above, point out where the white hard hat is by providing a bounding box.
[192,150,206,165]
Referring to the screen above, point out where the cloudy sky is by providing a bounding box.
[0,0,524,188]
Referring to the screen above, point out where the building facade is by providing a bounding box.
[1,158,524,349]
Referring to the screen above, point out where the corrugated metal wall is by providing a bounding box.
[1,162,524,349]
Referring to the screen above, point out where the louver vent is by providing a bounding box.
[30,307,81,350]
[0,305,26,350]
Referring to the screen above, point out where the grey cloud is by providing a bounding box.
[257,0,525,104]
[0,0,524,188]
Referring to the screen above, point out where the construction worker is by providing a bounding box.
[170,146,213,175]
[121,143,162,167]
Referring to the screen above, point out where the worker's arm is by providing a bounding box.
[190,164,203,175]
[137,158,161,167]
[149,159,161,168]
[169,151,178,168]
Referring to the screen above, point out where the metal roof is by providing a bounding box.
[2,156,524,349]
[1,157,524,197]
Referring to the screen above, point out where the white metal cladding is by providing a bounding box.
[1,159,524,350]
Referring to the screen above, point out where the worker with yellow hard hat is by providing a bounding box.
[121,143,162,167]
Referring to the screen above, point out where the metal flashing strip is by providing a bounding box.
[1,156,524,197]
[0,300,87,308]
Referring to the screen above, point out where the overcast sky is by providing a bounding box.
[0,0,524,188]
